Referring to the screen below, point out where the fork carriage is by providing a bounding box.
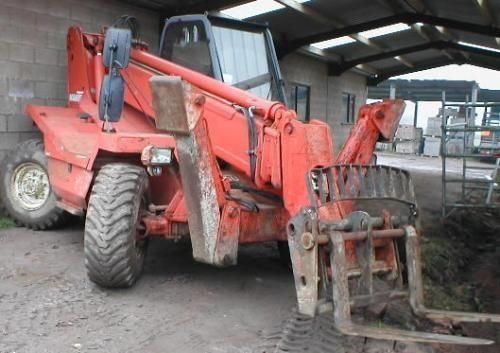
[287,164,500,345]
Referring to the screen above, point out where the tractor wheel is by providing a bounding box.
[0,139,67,230]
[84,164,149,288]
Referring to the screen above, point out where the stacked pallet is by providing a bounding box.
[423,108,466,157]
[423,137,441,156]
[423,116,443,157]
[375,142,393,152]
[394,125,423,155]
[425,117,442,137]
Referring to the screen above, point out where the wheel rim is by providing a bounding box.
[11,162,50,211]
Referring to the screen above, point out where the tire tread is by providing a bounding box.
[84,163,148,288]
[0,139,68,230]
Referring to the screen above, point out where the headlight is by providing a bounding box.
[141,145,173,166]
[151,148,173,164]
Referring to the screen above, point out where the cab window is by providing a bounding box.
[161,21,213,76]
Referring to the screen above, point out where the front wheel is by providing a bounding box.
[84,164,149,288]
[0,139,68,230]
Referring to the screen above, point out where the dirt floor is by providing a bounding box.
[0,153,499,353]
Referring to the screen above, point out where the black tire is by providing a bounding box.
[0,139,67,230]
[84,163,149,288]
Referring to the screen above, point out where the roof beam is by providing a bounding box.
[367,57,456,85]
[474,0,500,46]
[447,41,500,58]
[474,0,497,24]
[379,0,469,62]
[274,0,414,68]
[299,45,342,61]
[274,0,331,25]
[408,23,454,60]
[352,64,381,76]
[298,45,380,76]
[399,0,427,12]
[279,13,500,55]
[331,40,500,75]
[175,0,251,14]
[331,41,443,75]
[275,0,383,49]
[461,55,500,72]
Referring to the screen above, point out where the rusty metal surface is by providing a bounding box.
[415,309,500,324]
[150,76,232,266]
[287,209,319,317]
[335,322,493,345]
[214,202,240,266]
[172,128,221,264]
[308,164,417,209]
[351,212,374,296]
[323,217,498,345]
[150,76,202,135]
[342,229,405,242]
[329,231,351,324]
[350,290,407,308]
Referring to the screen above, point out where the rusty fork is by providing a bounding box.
[288,164,500,346]
[325,212,500,345]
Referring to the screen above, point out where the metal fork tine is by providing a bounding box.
[335,322,494,345]
[404,225,500,325]
[330,225,496,346]
[416,308,500,324]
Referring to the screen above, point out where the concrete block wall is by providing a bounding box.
[327,71,368,153]
[0,0,160,160]
[280,53,368,154]
[280,52,329,120]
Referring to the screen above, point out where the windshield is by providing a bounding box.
[212,25,279,101]
[160,21,214,77]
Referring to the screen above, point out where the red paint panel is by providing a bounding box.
[48,158,93,212]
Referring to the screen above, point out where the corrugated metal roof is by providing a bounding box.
[118,0,500,84]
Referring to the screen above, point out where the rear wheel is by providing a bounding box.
[0,139,67,230]
[84,163,149,288]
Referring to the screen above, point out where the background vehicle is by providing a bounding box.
[0,14,498,347]
[479,106,500,161]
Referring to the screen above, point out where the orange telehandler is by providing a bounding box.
[0,14,498,347]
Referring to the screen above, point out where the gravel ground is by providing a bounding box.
[0,226,295,353]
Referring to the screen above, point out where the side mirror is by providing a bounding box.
[99,74,125,123]
[103,28,131,69]
[99,27,131,125]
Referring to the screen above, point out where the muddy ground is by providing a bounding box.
[0,153,498,353]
